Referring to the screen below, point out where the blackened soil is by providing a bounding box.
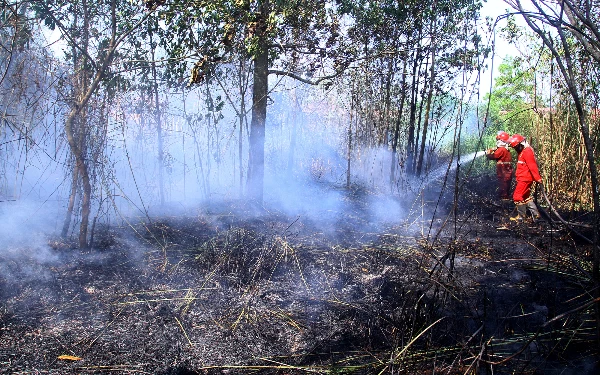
[1,175,599,374]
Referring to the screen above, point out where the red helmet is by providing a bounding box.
[507,134,525,147]
[496,131,510,142]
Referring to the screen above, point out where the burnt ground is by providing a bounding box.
[1,173,599,374]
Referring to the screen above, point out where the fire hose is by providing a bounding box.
[537,185,598,281]
[537,184,594,244]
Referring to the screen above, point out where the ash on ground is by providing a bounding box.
[1,177,598,374]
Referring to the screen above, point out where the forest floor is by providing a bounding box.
[1,173,599,374]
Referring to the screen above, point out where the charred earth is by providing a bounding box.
[1,174,599,374]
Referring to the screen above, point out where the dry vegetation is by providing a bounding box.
[2,1,599,372]
[1,175,599,374]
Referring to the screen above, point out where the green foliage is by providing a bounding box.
[31,2,56,30]
[482,56,543,138]
[0,7,33,50]
[501,13,522,46]
[156,0,345,87]
[30,0,149,99]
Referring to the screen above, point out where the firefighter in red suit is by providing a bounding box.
[485,131,513,199]
[507,134,542,222]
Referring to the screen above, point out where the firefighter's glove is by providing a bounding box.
[485,148,495,155]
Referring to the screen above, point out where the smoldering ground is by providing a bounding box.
[2,170,598,374]
[0,193,426,373]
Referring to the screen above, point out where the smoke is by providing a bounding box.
[0,69,485,254]
[0,200,62,287]
[0,200,59,252]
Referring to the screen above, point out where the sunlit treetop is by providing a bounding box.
[154,0,347,87]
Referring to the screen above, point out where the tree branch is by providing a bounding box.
[503,0,600,64]
[561,2,600,64]
[267,68,346,85]
[35,1,98,72]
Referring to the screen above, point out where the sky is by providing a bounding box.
[478,0,521,95]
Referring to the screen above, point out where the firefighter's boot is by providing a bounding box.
[526,200,541,223]
[510,204,527,222]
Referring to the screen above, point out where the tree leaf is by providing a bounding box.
[57,354,82,361]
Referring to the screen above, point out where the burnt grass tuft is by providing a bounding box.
[1,176,599,374]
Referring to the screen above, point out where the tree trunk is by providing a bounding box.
[416,19,437,177]
[64,0,113,248]
[346,90,355,188]
[247,3,269,203]
[238,58,247,196]
[239,111,245,195]
[150,28,165,206]
[383,58,394,145]
[64,110,91,248]
[406,28,422,175]
[79,157,92,248]
[390,56,408,190]
[62,162,78,238]
[346,116,353,189]
[62,0,92,249]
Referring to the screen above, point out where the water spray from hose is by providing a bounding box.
[423,150,487,185]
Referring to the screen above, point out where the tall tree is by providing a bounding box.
[32,0,157,248]
[416,3,438,177]
[158,0,346,203]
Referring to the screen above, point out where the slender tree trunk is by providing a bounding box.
[239,111,244,194]
[150,29,165,206]
[62,163,78,237]
[412,82,426,172]
[64,110,92,248]
[62,5,82,240]
[378,58,393,146]
[67,0,114,248]
[383,58,394,145]
[346,91,355,188]
[407,41,422,174]
[391,56,408,189]
[346,116,353,189]
[247,2,269,203]
[416,18,437,177]
[238,59,247,196]
[79,157,92,248]
[62,0,92,248]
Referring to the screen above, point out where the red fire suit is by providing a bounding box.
[486,146,513,199]
[513,146,542,203]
